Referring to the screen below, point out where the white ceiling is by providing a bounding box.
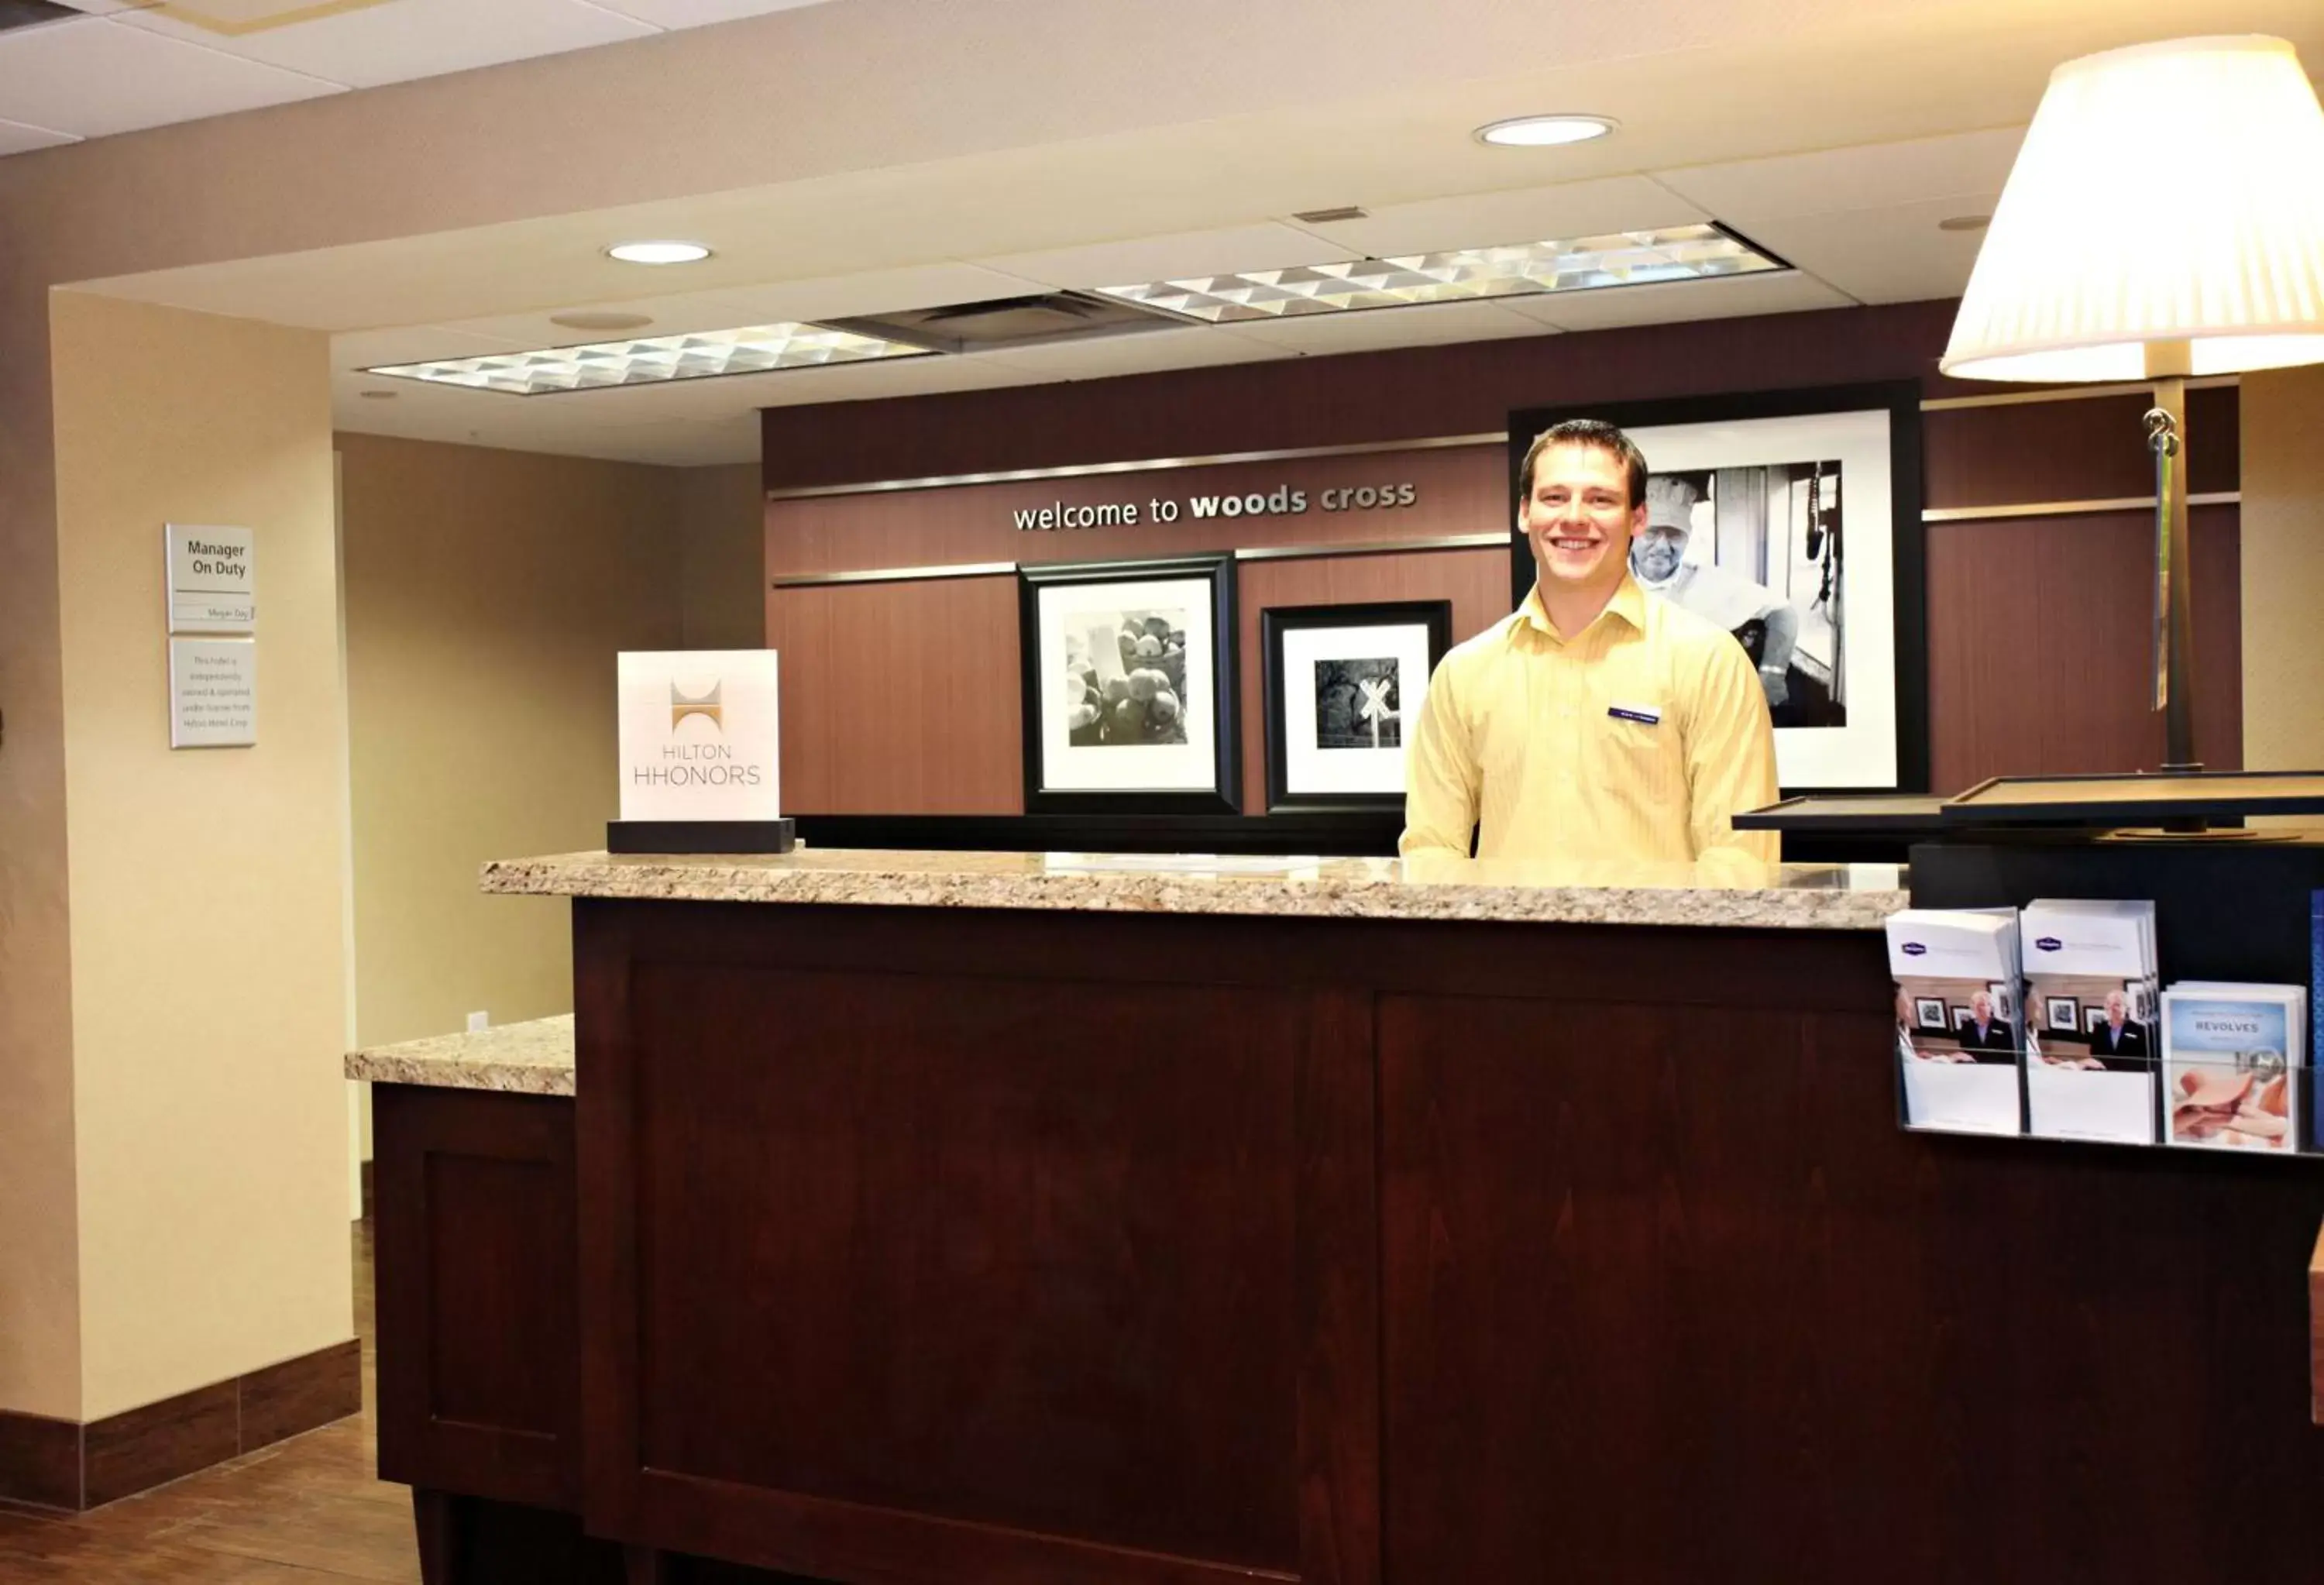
[0,0,834,146]
[301,125,2029,467]
[30,0,2324,469]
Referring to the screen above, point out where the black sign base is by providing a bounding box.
[607,818,796,855]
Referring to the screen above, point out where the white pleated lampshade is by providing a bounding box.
[1942,35,2324,382]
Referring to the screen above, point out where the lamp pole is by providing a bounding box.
[2144,350,2196,773]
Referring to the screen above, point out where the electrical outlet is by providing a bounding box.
[466,1010,489,1033]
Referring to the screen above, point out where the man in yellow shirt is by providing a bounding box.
[1400,418,1779,864]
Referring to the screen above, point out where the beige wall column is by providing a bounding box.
[676,462,771,652]
[2240,365,2324,772]
[48,292,352,1420]
[337,433,682,1050]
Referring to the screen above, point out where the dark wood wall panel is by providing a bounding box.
[1923,384,2240,509]
[766,576,1023,814]
[752,298,2250,810]
[768,444,1501,579]
[761,302,1966,493]
[1927,504,2242,791]
[1235,548,1508,813]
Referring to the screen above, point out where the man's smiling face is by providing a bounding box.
[1521,442,1645,603]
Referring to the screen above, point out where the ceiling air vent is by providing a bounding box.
[820,291,1189,354]
[0,1,88,33]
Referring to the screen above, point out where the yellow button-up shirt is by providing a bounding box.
[1399,576,1779,864]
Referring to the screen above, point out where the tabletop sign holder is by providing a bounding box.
[610,651,793,854]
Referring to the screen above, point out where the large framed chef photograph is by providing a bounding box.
[1508,381,1927,792]
[1019,553,1239,814]
[1260,600,1452,813]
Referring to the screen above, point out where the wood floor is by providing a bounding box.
[0,1223,421,1583]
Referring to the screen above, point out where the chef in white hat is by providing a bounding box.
[1629,473,1798,709]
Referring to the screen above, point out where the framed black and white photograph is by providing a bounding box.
[1915,997,1948,1031]
[1509,381,1926,792]
[2048,995,2082,1033]
[1018,555,1238,813]
[1260,600,1452,812]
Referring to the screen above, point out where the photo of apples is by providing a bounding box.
[1061,608,1191,747]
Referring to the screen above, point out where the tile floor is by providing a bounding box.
[0,1223,421,1583]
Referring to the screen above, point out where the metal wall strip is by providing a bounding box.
[772,560,1017,589]
[1924,490,2240,523]
[1919,376,2239,411]
[1234,532,1510,562]
[772,535,1511,587]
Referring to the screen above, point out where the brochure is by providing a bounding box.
[2020,899,2158,1144]
[2160,984,2305,1152]
[1886,909,2022,1136]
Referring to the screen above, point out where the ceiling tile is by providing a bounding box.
[432,288,792,348]
[975,222,1353,293]
[1217,298,1556,355]
[976,327,1291,381]
[0,17,340,138]
[586,0,835,26]
[1287,176,1704,260]
[0,113,76,153]
[332,323,531,370]
[1725,194,1998,304]
[1655,127,2024,225]
[115,0,652,91]
[1499,269,1855,331]
[705,262,1056,326]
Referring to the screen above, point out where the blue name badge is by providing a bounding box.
[1607,703,1662,727]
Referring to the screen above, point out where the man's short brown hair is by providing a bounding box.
[1518,418,1649,509]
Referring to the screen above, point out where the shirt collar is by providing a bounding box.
[1516,574,1650,645]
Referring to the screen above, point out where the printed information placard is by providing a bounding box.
[170,637,256,748]
[617,651,781,822]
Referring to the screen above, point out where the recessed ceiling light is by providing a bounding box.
[358,389,397,400]
[1094,225,1782,323]
[606,240,711,266]
[363,321,932,397]
[551,310,655,332]
[1937,214,1992,232]
[1475,114,1617,148]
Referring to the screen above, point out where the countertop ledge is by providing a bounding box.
[481,848,1910,932]
[346,1014,574,1095]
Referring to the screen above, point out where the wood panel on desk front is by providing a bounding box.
[575,899,1380,1585]
[1382,987,2324,1585]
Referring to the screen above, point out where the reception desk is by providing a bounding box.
[353,849,2324,1584]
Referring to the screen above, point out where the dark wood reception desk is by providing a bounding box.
[353,849,2324,1585]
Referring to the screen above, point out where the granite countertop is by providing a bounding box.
[345,1014,575,1095]
[482,848,1910,931]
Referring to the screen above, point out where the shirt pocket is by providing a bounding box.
[1595,695,1681,781]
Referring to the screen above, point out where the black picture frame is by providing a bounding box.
[1507,380,1928,793]
[1915,997,1948,1030]
[2047,995,2082,1033]
[1017,554,1239,816]
[1260,600,1453,813]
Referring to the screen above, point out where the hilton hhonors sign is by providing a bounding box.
[617,651,782,823]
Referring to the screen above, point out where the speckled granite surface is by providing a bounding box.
[345,1014,574,1095]
[482,848,1910,932]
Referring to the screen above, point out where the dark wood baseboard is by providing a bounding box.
[0,1336,361,1511]
[0,1411,81,1511]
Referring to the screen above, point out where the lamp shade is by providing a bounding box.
[1941,35,2324,382]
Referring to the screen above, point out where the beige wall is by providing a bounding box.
[2240,365,2324,773]
[339,434,682,1050]
[677,462,769,652]
[52,293,351,1419]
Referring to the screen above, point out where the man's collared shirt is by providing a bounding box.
[1398,576,1779,864]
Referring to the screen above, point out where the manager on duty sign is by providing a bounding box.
[167,524,255,634]
[617,651,782,823]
